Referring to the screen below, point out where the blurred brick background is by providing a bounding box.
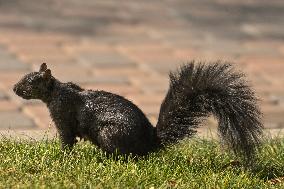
[0,0,283,137]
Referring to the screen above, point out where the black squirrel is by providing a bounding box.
[13,62,263,161]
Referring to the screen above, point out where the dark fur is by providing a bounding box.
[13,61,263,161]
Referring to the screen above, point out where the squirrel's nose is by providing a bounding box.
[13,84,18,93]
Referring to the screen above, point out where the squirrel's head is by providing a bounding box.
[13,63,53,100]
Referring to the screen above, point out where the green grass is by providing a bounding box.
[0,137,283,189]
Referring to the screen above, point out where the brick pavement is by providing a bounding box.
[0,0,284,138]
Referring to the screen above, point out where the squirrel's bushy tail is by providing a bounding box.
[156,61,263,160]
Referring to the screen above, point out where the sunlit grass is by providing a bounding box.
[0,137,283,188]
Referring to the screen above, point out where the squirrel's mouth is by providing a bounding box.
[13,85,32,99]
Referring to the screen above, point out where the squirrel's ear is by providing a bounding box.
[39,63,47,72]
[42,69,52,80]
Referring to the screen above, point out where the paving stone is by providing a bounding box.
[263,109,284,129]
[91,76,130,85]
[174,48,200,60]
[68,75,130,85]
[63,41,114,55]
[0,129,58,141]
[137,104,159,119]
[92,67,150,78]
[0,47,30,71]
[0,30,76,50]
[130,75,168,94]
[0,45,9,55]
[148,115,158,126]
[0,57,30,71]
[17,52,73,65]
[242,40,283,57]
[0,71,27,90]
[120,44,174,61]
[77,52,137,68]
[263,92,284,102]
[88,34,155,46]
[82,83,141,97]
[23,104,53,129]
[44,64,96,84]
[0,111,35,129]
[0,0,283,132]
[0,100,19,111]
[47,64,130,85]
[26,57,75,65]
[0,90,8,100]
[145,61,182,75]
[10,46,66,61]
[130,94,165,107]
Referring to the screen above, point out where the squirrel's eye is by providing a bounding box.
[27,80,33,85]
